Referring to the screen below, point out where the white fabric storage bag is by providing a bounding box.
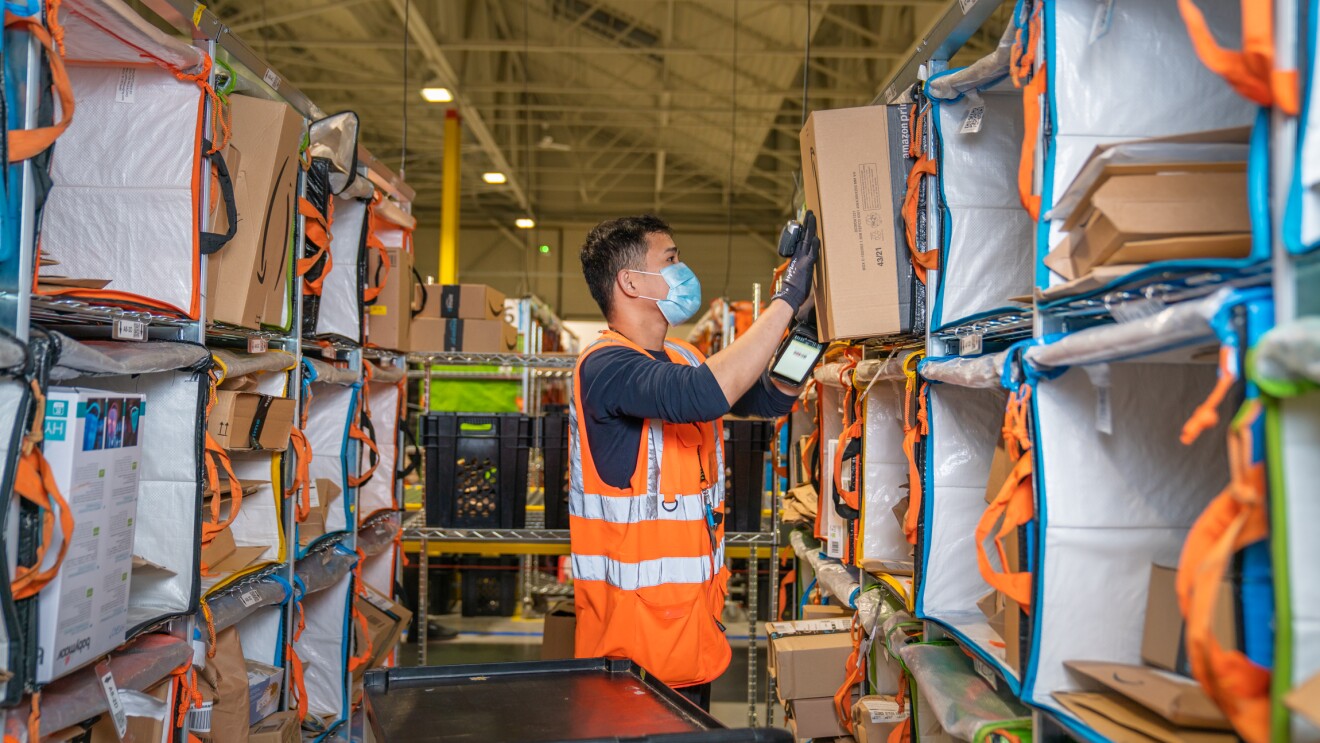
[314,196,369,342]
[916,353,1013,676]
[40,0,211,318]
[357,378,400,521]
[236,604,286,669]
[1015,293,1241,715]
[296,561,353,724]
[305,360,359,541]
[1034,0,1254,277]
[850,354,917,574]
[930,84,1034,328]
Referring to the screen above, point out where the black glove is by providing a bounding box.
[772,210,819,313]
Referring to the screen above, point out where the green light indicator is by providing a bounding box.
[538,245,551,254]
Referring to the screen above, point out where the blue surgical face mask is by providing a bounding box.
[633,262,702,326]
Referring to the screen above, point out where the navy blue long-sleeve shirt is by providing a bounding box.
[579,344,796,489]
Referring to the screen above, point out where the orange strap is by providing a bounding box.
[6,14,75,164]
[900,355,929,545]
[1182,345,1238,445]
[1177,0,1298,114]
[201,370,243,553]
[974,385,1035,613]
[362,202,391,304]
[170,663,204,742]
[1176,402,1270,743]
[297,197,335,295]
[832,355,862,511]
[833,615,867,733]
[902,107,939,285]
[200,600,218,659]
[11,382,75,601]
[1013,2,1045,220]
[348,389,380,488]
[348,549,375,672]
[287,426,312,522]
[886,674,912,743]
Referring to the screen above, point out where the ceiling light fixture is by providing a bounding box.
[515,218,536,229]
[482,172,507,185]
[420,86,453,103]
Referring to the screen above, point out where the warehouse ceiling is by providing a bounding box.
[206,0,1008,234]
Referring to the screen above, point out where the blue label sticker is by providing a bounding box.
[47,400,68,418]
[44,420,67,441]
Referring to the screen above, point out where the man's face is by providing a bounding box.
[626,231,681,303]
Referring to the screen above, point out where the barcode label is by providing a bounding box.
[959,333,983,356]
[239,590,261,607]
[98,665,129,740]
[262,68,281,90]
[187,702,213,733]
[960,105,985,134]
[974,657,998,690]
[863,699,905,723]
[113,319,147,342]
[247,337,269,354]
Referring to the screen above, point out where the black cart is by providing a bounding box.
[364,658,792,743]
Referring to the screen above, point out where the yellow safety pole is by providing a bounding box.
[440,109,462,284]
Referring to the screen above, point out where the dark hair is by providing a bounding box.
[580,215,672,317]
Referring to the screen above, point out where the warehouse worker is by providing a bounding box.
[570,214,818,711]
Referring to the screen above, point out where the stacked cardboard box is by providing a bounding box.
[799,104,920,342]
[767,619,855,742]
[366,246,417,351]
[410,283,518,353]
[352,584,414,677]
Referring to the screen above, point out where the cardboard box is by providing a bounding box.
[411,318,519,353]
[354,584,414,675]
[249,712,300,743]
[37,388,144,683]
[246,661,283,726]
[854,695,908,743]
[1065,661,1229,730]
[540,600,576,660]
[787,695,852,741]
[985,441,1016,505]
[419,283,506,320]
[366,246,415,351]
[1054,692,1236,743]
[85,679,174,743]
[802,604,852,620]
[800,104,917,341]
[207,390,296,451]
[207,94,301,330]
[1062,169,1249,277]
[1142,564,1235,675]
[202,525,266,576]
[769,627,854,700]
[1286,672,1320,728]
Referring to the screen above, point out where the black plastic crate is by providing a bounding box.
[541,411,570,530]
[459,556,518,617]
[422,413,533,528]
[723,419,774,533]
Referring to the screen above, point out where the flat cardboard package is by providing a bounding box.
[419,283,506,320]
[769,627,854,700]
[366,246,416,351]
[38,388,144,683]
[1064,661,1229,730]
[355,584,414,674]
[1054,691,1235,743]
[249,712,300,743]
[298,478,342,547]
[85,679,174,743]
[201,525,266,576]
[541,600,576,660]
[853,695,908,743]
[800,104,918,341]
[787,695,853,742]
[247,661,283,725]
[1142,564,1235,675]
[411,318,519,353]
[207,95,302,330]
[1060,168,1250,278]
[207,390,296,451]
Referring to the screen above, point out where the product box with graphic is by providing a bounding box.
[37,387,145,683]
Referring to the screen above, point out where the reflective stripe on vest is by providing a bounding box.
[572,543,727,589]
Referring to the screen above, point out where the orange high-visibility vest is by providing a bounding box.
[570,330,731,688]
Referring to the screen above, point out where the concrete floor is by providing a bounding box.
[400,612,790,732]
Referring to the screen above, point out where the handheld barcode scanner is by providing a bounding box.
[771,212,827,387]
